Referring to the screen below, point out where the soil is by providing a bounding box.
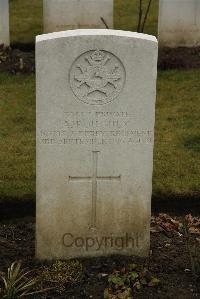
[0,44,200,74]
[0,214,199,299]
[0,44,35,74]
[158,47,200,70]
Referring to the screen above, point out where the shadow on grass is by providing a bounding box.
[0,192,199,221]
[152,192,200,215]
[11,42,35,52]
[183,135,200,153]
[0,195,35,220]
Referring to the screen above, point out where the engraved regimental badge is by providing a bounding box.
[70,49,126,105]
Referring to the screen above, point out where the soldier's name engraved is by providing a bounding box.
[64,119,130,129]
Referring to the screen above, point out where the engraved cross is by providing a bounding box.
[69,151,121,229]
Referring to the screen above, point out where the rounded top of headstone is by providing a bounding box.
[36,29,157,44]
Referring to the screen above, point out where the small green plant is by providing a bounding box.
[0,261,40,298]
[39,260,84,294]
[104,263,160,298]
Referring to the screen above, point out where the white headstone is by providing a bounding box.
[36,29,158,259]
[43,0,113,33]
[159,0,200,47]
[0,0,9,45]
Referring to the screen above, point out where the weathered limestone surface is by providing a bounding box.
[0,0,9,45]
[159,0,200,47]
[43,0,113,33]
[36,29,158,259]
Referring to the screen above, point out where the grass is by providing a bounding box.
[10,0,43,45]
[0,70,199,199]
[0,72,35,199]
[154,70,200,197]
[114,0,159,36]
[9,0,159,45]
